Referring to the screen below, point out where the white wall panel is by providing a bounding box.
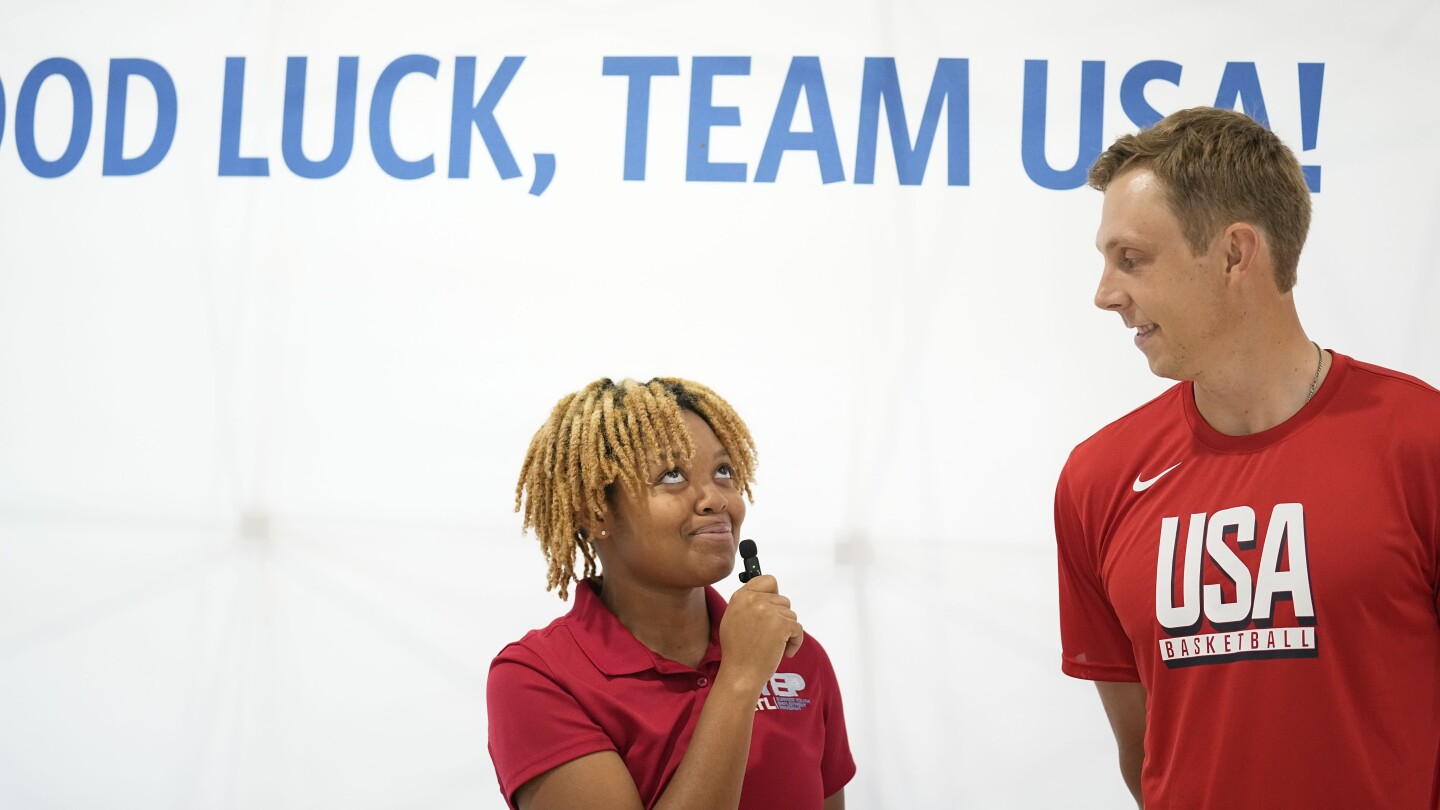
[1,1,1436,806]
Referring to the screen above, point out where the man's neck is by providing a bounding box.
[1191,332,1328,436]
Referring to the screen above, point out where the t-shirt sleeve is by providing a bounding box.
[1055,463,1140,682]
[1429,462,1440,623]
[812,639,857,796]
[487,644,617,808]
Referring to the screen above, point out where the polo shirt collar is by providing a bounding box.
[566,578,727,677]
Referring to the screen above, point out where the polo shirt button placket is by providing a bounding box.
[696,676,708,688]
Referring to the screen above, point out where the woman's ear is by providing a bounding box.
[574,517,608,542]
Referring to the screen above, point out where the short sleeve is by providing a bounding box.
[487,645,617,807]
[1055,463,1140,682]
[813,640,857,795]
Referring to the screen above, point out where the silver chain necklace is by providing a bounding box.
[1305,341,1323,403]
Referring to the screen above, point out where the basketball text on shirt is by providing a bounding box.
[1154,502,1317,668]
[755,673,811,711]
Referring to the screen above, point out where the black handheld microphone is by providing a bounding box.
[738,539,762,583]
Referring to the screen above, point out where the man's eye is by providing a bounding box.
[658,469,685,484]
[715,464,734,480]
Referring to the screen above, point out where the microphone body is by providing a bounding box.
[738,539,762,583]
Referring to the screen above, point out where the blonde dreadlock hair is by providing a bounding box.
[515,377,757,600]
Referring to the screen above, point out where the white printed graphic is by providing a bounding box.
[1154,502,1317,668]
[755,673,811,712]
[1133,462,1183,492]
[1159,627,1316,663]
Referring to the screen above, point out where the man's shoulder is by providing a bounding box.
[1065,382,1189,474]
[1339,355,1440,453]
[1344,355,1440,402]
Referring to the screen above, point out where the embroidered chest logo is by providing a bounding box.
[755,673,810,712]
[1154,502,1318,668]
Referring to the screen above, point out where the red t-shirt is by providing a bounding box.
[1057,352,1440,807]
[487,579,855,809]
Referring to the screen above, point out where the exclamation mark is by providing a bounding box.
[1298,63,1324,192]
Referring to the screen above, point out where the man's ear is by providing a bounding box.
[1221,222,1262,282]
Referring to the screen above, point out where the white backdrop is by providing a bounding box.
[2,1,1438,807]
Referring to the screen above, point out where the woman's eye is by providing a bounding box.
[715,464,734,480]
[658,469,685,484]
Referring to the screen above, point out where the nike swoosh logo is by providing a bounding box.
[1133,462,1183,492]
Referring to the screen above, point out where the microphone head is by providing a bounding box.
[739,539,757,558]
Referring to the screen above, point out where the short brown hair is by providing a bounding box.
[515,377,757,599]
[1088,107,1312,292]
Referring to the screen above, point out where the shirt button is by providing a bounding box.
[697,677,709,688]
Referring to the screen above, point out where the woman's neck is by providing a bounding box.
[596,576,712,669]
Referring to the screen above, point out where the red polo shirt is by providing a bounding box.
[487,579,855,809]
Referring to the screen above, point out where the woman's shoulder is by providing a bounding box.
[493,612,580,665]
[489,580,638,681]
[757,630,843,698]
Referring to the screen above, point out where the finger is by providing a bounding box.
[738,574,777,595]
[776,608,798,621]
[783,624,805,658]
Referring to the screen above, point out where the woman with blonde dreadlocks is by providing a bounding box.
[487,377,854,810]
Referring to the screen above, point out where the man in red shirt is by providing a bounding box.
[1056,107,1440,807]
